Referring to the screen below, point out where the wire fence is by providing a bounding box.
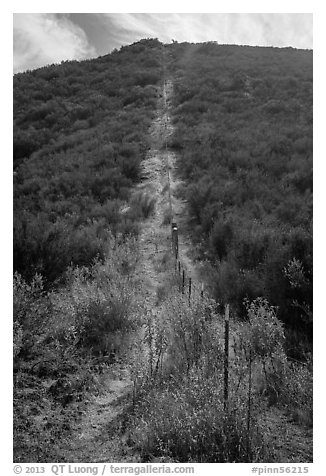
[162,76,211,306]
[161,55,234,416]
[159,48,266,454]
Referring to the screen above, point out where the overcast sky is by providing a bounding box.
[13,13,313,73]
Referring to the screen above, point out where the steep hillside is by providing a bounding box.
[165,42,313,357]
[13,38,165,462]
[14,38,163,284]
[13,40,312,463]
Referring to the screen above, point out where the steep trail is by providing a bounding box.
[13,42,312,465]
[163,81,202,284]
[59,77,204,463]
[58,73,312,464]
[133,77,203,306]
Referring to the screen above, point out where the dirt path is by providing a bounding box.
[61,364,136,462]
[164,82,203,285]
[60,78,204,463]
[134,78,202,306]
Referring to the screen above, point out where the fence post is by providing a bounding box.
[188,277,192,305]
[247,348,252,460]
[171,222,178,259]
[224,304,230,412]
[178,261,181,291]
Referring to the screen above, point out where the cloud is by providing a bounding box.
[13,13,312,73]
[13,13,97,73]
[103,13,312,49]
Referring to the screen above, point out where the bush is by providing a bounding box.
[208,260,240,306]
[168,42,312,347]
[131,370,266,462]
[13,272,50,360]
[14,215,109,284]
[51,239,139,355]
[280,359,313,426]
[13,127,39,161]
[245,298,286,360]
[209,219,234,261]
[120,155,141,181]
[14,39,162,285]
[128,191,156,220]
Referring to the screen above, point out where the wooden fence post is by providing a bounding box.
[171,222,178,260]
[224,304,230,412]
[178,261,181,291]
[247,348,253,459]
[188,277,192,305]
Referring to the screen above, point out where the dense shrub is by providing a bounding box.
[166,42,312,348]
[13,213,110,284]
[127,191,156,220]
[238,298,311,426]
[131,372,266,462]
[54,245,139,355]
[14,39,163,285]
[128,292,278,463]
[280,359,313,426]
[13,40,163,461]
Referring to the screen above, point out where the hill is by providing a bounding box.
[14,38,163,284]
[13,39,313,463]
[165,42,313,358]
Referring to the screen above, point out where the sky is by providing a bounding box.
[13,12,313,73]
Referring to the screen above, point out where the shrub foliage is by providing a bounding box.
[14,38,163,285]
[165,42,312,352]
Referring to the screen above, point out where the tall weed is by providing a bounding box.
[131,369,266,462]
